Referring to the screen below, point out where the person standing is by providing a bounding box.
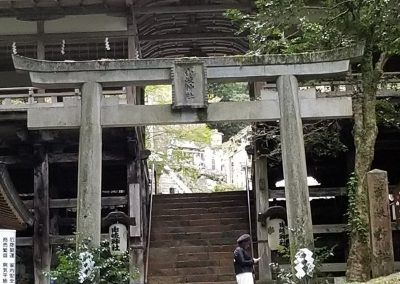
[233,234,260,284]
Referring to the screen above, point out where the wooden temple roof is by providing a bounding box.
[0,164,33,230]
[0,0,251,68]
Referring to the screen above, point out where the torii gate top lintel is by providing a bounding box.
[12,44,364,88]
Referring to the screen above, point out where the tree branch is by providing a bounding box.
[331,0,352,10]
[375,52,389,74]
[304,1,351,10]
[328,8,350,23]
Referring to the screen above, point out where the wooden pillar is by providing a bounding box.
[76,81,102,246]
[277,75,314,258]
[251,81,272,281]
[127,150,145,284]
[126,9,146,281]
[367,169,394,277]
[33,145,50,284]
[255,153,272,281]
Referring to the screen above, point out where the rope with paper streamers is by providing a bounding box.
[294,248,315,282]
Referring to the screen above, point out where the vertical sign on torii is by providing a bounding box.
[172,60,207,109]
[12,44,363,282]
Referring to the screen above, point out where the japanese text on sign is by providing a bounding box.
[0,230,16,284]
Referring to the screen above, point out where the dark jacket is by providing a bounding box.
[233,246,253,275]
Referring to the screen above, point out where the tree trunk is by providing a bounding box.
[346,45,383,282]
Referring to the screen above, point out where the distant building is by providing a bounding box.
[222,126,252,190]
[157,128,252,193]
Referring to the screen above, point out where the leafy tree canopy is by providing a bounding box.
[207,82,249,141]
[226,0,400,56]
[226,1,400,282]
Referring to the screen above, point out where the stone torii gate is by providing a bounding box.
[12,45,363,283]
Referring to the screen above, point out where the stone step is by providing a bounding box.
[149,192,253,283]
[151,217,249,228]
[154,191,249,201]
[151,229,249,241]
[152,206,248,216]
[149,249,233,262]
[147,275,236,284]
[149,273,235,283]
[149,258,234,270]
[149,245,236,256]
[148,265,234,277]
[153,211,249,221]
[152,223,249,234]
[178,251,233,262]
[153,200,251,209]
[150,238,242,248]
[185,282,236,284]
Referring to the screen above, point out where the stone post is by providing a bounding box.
[367,169,394,277]
[277,75,314,257]
[76,81,102,246]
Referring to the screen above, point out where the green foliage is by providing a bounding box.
[376,99,400,129]
[346,173,369,243]
[45,240,138,284]
[304,121,348,160]
[146,86,212,146]
[48,248,79,282]
[145,85,172,104]
[146,85,214,189]
[207,83,249,141]
[254,121,347,166]
[171,149,201,180]
[227,0,400,280]
[226,0,400,56]
[213,183,242,192]
[208,82,248,102]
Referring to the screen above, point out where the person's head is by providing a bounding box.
[237,234,251,249]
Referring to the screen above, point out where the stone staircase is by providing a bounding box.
[147,191,254,284]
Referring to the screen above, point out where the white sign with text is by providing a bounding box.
[0,230,16,284]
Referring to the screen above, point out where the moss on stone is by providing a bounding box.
[344,273,400,284]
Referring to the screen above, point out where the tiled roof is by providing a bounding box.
[0,164,33,230]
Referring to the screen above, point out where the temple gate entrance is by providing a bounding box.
[12,44,363,283]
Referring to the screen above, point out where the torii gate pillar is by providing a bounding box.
[76,81,103,246]
[277,75,314,256]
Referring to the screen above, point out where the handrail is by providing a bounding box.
[144,164,155,284]
[245,161,254,258]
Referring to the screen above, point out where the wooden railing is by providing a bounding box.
[0,73,399,111]
[0,86,127,111]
